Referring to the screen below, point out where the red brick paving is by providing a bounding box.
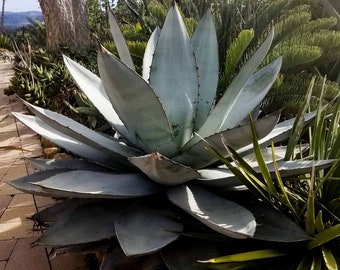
[0,62,88,269]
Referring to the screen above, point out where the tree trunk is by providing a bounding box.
[1,0,5,33]
[38,0,91,51]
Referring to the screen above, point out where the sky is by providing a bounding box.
[2,0,41,12]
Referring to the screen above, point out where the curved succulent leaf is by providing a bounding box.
[143,27,161,82]
[266,160,336,177]
[108,8,135,70]
[12,113,127,169]
[149,4,199,147]
[197,168,242,188]
[98,46,178,157]
[22,100,141,158]
[198,56,282,139]
[8,169,69,196]
[196,160,335,188]
[195,30,275,140]
[32,170,161,199]
[26,158,111,172]
[63,56,134,142]
[129,152,200,185]
[175,111,280,168]
[31,199,89,225]
[249,205,311,242]
[238,111,316,156]
[167,185,256,239]
[115,204,183,256]
[191,9,219,131]
[35,202,118,246]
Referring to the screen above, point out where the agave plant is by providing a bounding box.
[9,4,335,269]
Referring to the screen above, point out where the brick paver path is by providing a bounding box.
[0,62,88,269]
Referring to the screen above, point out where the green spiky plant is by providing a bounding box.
[200,77,340,269]
[8,4,336,269]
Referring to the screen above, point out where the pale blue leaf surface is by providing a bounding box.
[167,185,256,239]
[63,56,134,143]
[143,27,161,82]
[149,4,199,147]
[98,47,178,157]
[32,170,161,199]
[115,204,183,256]
[129,152,200,185]
[12,113,127,169]
[196,30,275,140]
[108,8,135,70]
[191,10,219,131]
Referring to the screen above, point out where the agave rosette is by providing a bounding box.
[9,4,335,269]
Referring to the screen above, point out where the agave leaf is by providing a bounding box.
[143,27,161,82]
[12,113,129,169]
[266,160,336,177]
[161,239,220,270]
[31,199,89,225]
[63,56,134,143]
[35,202,118,247]
[32,170,161,199]
[247,205,311,242]
[167,185,256,239]
[108,8,135,69]
[115,204,183,256]
[196,160,334,188]
[97,46,178,157]
[175,111,280,169]
[7,169,69,196]
[26,158,111,172]
[191,9,218,130]
[22,100,140,158]
[149,4,199,147]
[197,168,242,188]
[238,111,316,157]
[129,152,200,185]
[199,56,282,139]
[196,29,276,139]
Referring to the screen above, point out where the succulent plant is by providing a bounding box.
[9,4,335,269]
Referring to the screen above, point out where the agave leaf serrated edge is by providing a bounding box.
[97,46,178,157]
[196,29,276,139]
[12,113,128,169]
[191,9,219,131]
[149,4,199,147]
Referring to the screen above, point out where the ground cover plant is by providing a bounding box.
[7,3,339,269]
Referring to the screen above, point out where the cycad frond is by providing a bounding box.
[221,29,254,87]
[265,43,322,70]
[262,74,340,116]
[273,11,311,45]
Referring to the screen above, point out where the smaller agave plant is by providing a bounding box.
[9,3,335,269]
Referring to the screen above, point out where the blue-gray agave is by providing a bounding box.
[9,4,334,269]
